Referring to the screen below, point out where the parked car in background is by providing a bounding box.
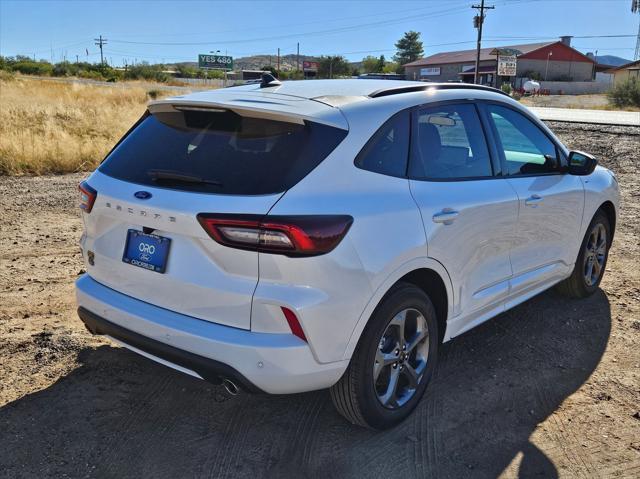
[76,78,619,429]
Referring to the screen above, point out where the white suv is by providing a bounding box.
[76,78,619,429]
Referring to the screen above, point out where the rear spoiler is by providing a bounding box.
[149,94,349,130]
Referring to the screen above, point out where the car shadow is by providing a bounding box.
[0,289,611,478]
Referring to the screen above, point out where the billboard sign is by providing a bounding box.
[198,54,233,70]
[303,61,319,72]
[497,55,517,76]
[420,67,441,77]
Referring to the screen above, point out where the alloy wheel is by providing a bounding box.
[583,223,607,286]
[373,308,429,409]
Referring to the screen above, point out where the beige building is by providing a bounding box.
[606,60,640,86]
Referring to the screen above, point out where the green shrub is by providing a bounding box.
[124,63,170,82]
[501,83,512,94]
[608,80,640,108]
[11,59,54,76]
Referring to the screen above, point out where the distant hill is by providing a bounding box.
[234,54,318,71]
[585,53,632,67]
[175,53,318,72]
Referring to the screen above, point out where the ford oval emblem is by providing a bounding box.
[134,191,152,200]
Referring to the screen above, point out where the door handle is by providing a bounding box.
[432,208,459,225]
[524,194,543,207]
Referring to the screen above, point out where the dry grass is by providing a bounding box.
[0,77,182,175]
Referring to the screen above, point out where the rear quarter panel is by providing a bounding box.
[254,102,429,364]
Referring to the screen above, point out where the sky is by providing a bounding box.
[0,0,638,65]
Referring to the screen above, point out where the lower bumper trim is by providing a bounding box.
[77,306,264,393]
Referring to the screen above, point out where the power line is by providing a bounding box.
[108,2,471,40]
[108,4,473,46]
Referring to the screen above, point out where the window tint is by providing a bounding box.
[409,104,492,180]
[99,110,347,195]
[355,111,409,177]
[488,105,559,176]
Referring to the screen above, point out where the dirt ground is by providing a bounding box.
[0,122,638,478]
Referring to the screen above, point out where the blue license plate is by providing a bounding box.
[122,229,171,273]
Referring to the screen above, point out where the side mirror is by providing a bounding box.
[568,150,597,176]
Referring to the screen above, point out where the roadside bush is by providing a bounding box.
[78,69,105,80]
[11,59,54,76]
[608,80,640,108]
[501,83,512,95]
[52,62,74,77]
[175,64,204,79]
[124,63,170,83]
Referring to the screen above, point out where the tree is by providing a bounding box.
[382,61,400,74]
[261,65,278,77]
[394,31,424,65]
[361,54,387,74]
[317,55,350,79]
[361,55,379,73]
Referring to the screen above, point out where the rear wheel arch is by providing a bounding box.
[397,269,448,344]
[344,262,452,361]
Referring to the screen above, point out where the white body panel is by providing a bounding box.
[506,174,584,279]
[76,275,347,393]
[409,179,518,319]
[80,171,282,330]
[76,80,620,393]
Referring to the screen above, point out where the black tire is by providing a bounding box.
[556,210,611,298]
[330,282,439,429]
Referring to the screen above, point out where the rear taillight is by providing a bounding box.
[79,181,97,213]
[197,214,353,257]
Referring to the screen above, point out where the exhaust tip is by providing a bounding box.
[222,378,239,396]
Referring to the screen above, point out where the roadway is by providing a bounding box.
[530,107,640,127]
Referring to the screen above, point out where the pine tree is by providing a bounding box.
[394,31,424,65]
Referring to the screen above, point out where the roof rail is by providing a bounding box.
[369,83,510,99]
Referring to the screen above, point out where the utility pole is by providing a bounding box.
[633,0,640,60]
[472,1,494,84]
[296,42,300,73]
[277,48,280,77]
[94,35,107,66]
[76,54,79,65]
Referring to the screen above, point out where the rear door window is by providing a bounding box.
[99,109,347,195]
[409,103,493,180]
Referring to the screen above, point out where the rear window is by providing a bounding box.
[99,109,347,195]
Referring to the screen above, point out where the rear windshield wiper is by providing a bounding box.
[147,169,223,187]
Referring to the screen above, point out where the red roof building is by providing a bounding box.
[403,37,595,86]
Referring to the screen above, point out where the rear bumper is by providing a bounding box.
[75,274,348,394]
[77,307,262,392]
